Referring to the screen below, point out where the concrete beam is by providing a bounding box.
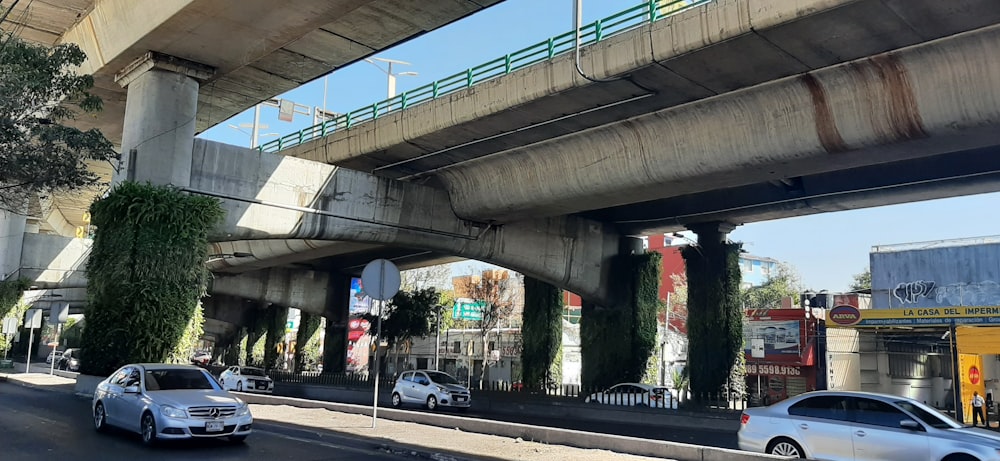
[436,23,1000,222]
[18,234,91,289]
[193,140,623,305]
[209,268,333,317]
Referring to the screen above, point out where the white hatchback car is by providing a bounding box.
[738,390,1000,460]
[219,366,274,394]
[391,370,471,411]
[92,363,252,446]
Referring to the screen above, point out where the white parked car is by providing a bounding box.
[92,363,252,446]
[584,382,676,409]
[45,349,64,364]
[391,370,471,411]
[738,390,1000,460]
[219,366,274,394]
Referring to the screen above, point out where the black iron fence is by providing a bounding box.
[259,370,749,412]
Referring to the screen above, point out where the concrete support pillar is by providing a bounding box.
[580,236,647,388]
[685,221,743,395]
[0,210,27,281]
[114,52,214,187]
[245,302,267,367]
[263,304,289,370]
[322,274,351,374]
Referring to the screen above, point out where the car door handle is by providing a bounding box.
[855,430,866,437]
[798,424,809,430]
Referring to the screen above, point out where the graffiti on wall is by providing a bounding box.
[893,280,1000,306]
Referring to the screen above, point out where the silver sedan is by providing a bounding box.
[92,363,252,446]
[738,390,1000,460]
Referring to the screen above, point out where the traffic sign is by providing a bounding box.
[453,300,486,321]
[24,309,42,329]
[361,259,400,301]
[49,302,69,325]
[1,317,17,334]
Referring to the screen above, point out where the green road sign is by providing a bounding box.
[453,300,486,321]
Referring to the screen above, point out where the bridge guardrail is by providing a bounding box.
[258,0,710,154]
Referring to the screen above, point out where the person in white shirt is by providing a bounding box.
[972,391,987,427]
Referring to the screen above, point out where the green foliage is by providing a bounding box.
[79,182,223,376]
[0,32,116,212]
[263,305,288,370]
[167,304,204,364]
[550,342,563,387]
[60,317,84,349]
[520,277,563,389]
[294,311,322,372]
[851,267,872,292]
[224,328,244,366]
[581,251,661,389]
[0,298,29,355]
[0,278,30,319]
[683,242,743,394]
[741,263,802,310]
[362,288,443,350]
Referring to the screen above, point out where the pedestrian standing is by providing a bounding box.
[972,391,986,427]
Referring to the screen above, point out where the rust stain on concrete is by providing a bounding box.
[869,54,928,142]
[800,73,848,153]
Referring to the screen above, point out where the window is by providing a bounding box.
[144,369,215,391]
[488,341,496,351]
[895,400,958,429]
[451,341,461,353]
[854,398,915,428]
[788,396,851,421]
[400,372,413,383]
[111,367,132,387]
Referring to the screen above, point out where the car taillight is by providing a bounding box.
[741,413,751,425]
[650,394,661,401]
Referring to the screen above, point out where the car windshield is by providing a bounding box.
[425,371,461,385]
[894,400,962,429]
[241,368,266,377]
[144,369,216,391]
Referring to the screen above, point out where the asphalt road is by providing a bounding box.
[403,404,740,449]
[0,383,424,461]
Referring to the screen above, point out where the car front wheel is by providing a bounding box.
[767,438,804,458]
[93,402,108,433]
[426,395,437,411]
[141,412,158,446]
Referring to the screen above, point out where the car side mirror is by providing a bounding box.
[899,420,922,431]
[124,385,140,394]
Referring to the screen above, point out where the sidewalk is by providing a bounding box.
[0,370,769,461]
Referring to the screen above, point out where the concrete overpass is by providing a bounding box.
[6,0,503,236]
[269,0,1000,233]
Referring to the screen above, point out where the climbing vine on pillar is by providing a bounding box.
[263,305,288,370]
[580,251,661,389]
[80,182,223,376]
[0,278,30,319]
[520,277,563,389]
[683,241,743,395]
[294,311,321,372]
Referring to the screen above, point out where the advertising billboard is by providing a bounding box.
[349,277,375,315]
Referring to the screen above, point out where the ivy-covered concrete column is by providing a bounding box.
[521,277,563,389]
[244,303,267,367]
[294,311,321,373]
[224,327,244,366]
[580,237,661,389]
[322,274,351,373]
[263,304,288,370]
[683,222,743,396]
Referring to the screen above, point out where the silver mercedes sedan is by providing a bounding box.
[92,363,252,445]
[738,390,1000,461]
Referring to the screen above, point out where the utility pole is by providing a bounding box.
[434,307,441,371]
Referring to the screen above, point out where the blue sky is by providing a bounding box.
[199,0,1000,292]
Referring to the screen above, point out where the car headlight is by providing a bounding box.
[161,405,187,419]
[436,385,451,394]
[235,403,251,417]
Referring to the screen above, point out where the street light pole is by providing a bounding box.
[365,57,418,99]
[435,307,441,371]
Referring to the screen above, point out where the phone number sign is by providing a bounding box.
[747,363,802,376]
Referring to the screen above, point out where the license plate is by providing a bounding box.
[256,383,266,389]
[455,396,466,402]
[206,421,224,432]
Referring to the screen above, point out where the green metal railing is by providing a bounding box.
[258,0,709,154]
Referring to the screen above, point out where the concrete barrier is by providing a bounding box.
[74,374,105,397]
[239,393,786,461]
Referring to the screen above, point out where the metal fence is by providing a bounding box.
[257,0,711,154]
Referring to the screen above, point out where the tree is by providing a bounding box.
[461,270,522,389]
[0,31,117,212]
[401,265,451,292]
[741,263,803,310]
[362,287,444,372]
[850,268,872,292]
